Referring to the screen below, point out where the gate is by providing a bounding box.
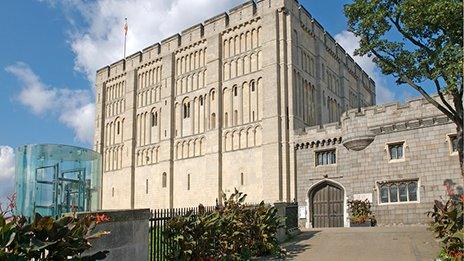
[310,182,344,228]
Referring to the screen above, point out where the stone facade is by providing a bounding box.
[295,97,462,227]
[93,0,375,210]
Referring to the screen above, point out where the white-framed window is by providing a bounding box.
[378,180,418,204]
[387,142,405,161]
[315,149,336,166]
[448,134,459,154]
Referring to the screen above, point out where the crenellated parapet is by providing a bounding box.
[94,0,274,80]
[294,122,342,150]
[285,0,376,95]
[295,96,453,151]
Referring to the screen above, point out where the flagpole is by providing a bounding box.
[124,18,127,59]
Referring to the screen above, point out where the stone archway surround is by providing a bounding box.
[306,179,349,228]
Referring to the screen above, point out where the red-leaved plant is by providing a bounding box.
[427,180,464,260]
[0,193,111,260]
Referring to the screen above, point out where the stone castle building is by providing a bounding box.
[93,0,461,226]
[295,98,461,227]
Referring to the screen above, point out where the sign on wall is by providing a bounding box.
[298,206,307,219]
[353,193,373,202]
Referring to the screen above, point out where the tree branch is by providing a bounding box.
[388,15,432,53]
[371,49,461,127]
[434,78,457,115]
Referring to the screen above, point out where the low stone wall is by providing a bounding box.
[78,209,150,261]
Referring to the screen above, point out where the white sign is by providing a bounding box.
[298,206,307,219]
[353,193,373,202]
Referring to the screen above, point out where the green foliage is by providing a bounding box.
[345,0,462,91]
[164,189,284,260]
[347,199,373,224]
[344,1,463,172]
[0,213,109,260]
[427,196,464,260]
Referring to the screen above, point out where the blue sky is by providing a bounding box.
[0,0,421,201]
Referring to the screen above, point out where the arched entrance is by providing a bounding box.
[309,181,344,228]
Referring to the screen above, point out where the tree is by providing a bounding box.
[344,0,463,177]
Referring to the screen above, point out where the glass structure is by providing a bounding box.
[15,144,101,219]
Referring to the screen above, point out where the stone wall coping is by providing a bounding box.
[76,208,151,222]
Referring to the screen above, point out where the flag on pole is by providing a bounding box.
[124,18,128,36]
[123,18,128,59]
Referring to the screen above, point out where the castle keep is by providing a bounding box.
[94,0,460,227]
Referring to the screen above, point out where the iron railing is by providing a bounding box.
[149,206,216,261]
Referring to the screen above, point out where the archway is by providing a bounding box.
[308,180,345,228]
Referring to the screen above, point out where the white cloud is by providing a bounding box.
[5,62,95,144]
[5,62,56,115]
[55,0,244,81]
[334,30,396,104]
[0,146,15,208]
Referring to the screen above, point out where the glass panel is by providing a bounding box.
[14,144,101,220]
[390,146,397,159]
[408,182,417,201]
[399,183,408,202]
[323,153,328,165]
[36,167,55,182]
[332,152,336,164]
[380,185,389,203]
[389,185,398,202]
[397,145,403,158]
[451,137,458,152]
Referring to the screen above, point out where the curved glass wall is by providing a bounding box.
[15,144,101,219]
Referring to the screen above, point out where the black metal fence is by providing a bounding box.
[149,206,216,261]
[148,202,298,260]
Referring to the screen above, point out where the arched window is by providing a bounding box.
[183,102,191,118]
[240,172,244,185]
[117,121,120,135]
[187,174,191,190]
[234,110,238,125]
[200,96,204,106]
[145,179,149,194]
[154,112,158,126]
[224,112,229,128]
[151,112,156,127]
[211,91,215,101]
[211,113,216,129]
[251,81,255,92]
[233,86,238,96]
[162,172,167,188]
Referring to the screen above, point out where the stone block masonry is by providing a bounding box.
[93,0,374,210]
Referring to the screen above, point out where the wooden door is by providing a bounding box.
[311,183,344,228]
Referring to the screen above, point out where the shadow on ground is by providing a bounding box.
[281,230,320,259]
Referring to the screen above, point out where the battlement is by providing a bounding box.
[95,0,376,97]
[341,95,449,122]
[295,122,341,138]
[294,95,452,146]
[286,0,375,92]
[95,0,281,80]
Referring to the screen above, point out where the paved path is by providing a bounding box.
[282,226,439,261]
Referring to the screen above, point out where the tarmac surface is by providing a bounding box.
[281,226,439,261]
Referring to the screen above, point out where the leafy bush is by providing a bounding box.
[164,190,284,260]
[427,196,464,260]
[347,199,373,224]
[0,194,110,260]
